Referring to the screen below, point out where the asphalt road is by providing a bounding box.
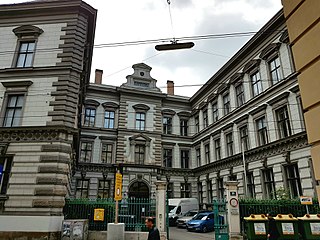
[169,226,215,240]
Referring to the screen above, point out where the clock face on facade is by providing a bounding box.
[230,198,238,207]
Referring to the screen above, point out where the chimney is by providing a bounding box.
[95,69,103,84]
[167,80,174,95]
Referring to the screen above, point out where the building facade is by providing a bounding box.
[282,0,320,202]
[0,0,96,238]
[74,9,316,207]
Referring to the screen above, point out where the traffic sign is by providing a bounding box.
[300,196,313,205]
[114,173,122,201]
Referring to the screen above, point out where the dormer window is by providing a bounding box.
[134,81,149,88]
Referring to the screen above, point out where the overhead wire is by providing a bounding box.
[0,30,276,57]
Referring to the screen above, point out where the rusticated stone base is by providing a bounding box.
[0,231,60,240]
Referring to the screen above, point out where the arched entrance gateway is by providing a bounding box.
[127,181,153,223]
[128,181,150,199]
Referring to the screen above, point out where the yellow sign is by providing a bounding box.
[114,173,123,201]
[300,196,313,205]
[94,208,104,221]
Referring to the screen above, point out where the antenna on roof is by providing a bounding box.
[155,0,195,51]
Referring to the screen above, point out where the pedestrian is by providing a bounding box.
[145,217,160,240]
[266,213,279,240]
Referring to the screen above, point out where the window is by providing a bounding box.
[212,101,218,122]
[163,149,172,168]
[207,179,213,203]
[3,95,24,127]
[180,119,188,136]
[196,148,201,167]
[180,183,191,198]
[180,150,189,168]
[251,71,263,97]
[226,133,233,156]
[167,182,174,199]
[101,143,113,163]
[104,110,115,128]
[80,142,92,162]
[135,112,145,130]
[76,179,89,198]
[285,164,302,198]
[13,25,43,68]
[269,56,281,84]
[214,138,221,160]
[195,115,199,133]
[97,180,110,199]
[217,178,224,199]
[276,106,292,138]
[246,172,255,198]
[229,175,237,181]
[203,110,208,128]
[0,157,13,195]
[16,41,35,68]
[262,168,276,199]
[236,83,245,107]
[135,144,145,164]
[84,108,96,127]
[256,116,268,146]
[223,94,230,115]
[205,144,210,164]
[239,125,249,151]
[163,116,172,134]
[198,182,203,204]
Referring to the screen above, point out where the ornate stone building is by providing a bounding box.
[74,9,316,207]
[0,0,96,238]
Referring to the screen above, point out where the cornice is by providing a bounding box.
[0,126,77,143]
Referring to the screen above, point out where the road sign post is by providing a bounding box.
[300,196,313,214]
[114,172,122,224]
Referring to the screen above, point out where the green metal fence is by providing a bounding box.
[63,198,156,231]
[239,199,320,233]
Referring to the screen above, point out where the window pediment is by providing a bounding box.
[129,133,151,142]
[243,59,261,73]
[161,109,176,116]
[259,43,281,60]
[267,92,290,106]
[133,104,150,112]
[102,102,119,109]
[1,80,33,88]
[217,82,229,93]
[177,111,191,118]
[13,25,43,38]
[249,104,267,116]
[280,30,289,44]
[84,99,100,107]
[233,114,249,125]
[230,73,244,84]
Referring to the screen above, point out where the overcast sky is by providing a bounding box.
[3,0,282,97]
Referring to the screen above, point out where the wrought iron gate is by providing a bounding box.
[213,199,229,240]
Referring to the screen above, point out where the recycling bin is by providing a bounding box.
[61,219,88,240]
[274,214,299,240]
[243,214,268,240]
[298,214,320,240]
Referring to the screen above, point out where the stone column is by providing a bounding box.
[225,181,242,240]
[155,181,167,240]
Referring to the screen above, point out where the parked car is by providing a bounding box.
[176,210,211,228]
[186,211,224,233]
[168,198,199,226]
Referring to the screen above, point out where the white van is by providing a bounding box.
[168,198,199,226]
